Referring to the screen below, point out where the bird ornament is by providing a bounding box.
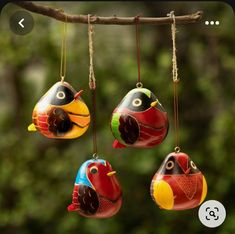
[28,81,90,139]
[150,151,207,210]
[110,87,168,148]
[67,158,122,218]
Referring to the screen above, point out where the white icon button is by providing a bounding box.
[198,200,226,228]
[18,18,25,28]
[9,11,34,35]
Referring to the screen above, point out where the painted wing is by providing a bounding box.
[68,184,99,216]
[47,107,72,135]
[118,114,139,145]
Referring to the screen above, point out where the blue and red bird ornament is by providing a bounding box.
[110,87,169,148]
[28,81,90,139]
[150,151,207,210]
[67,159,122,218]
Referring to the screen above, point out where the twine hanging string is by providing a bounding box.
[60,14,67,82]
[135,15,143,88]
[168,11,180,153]
[88,15,98,159]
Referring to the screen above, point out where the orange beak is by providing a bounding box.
[74,90,84,100]
[107,171,116,176]
[151,100,158,107]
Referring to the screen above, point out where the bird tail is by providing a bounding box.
[67,203,80,212]
[28,123,37,132]
[112,140,126,148]
[67,187,80,212]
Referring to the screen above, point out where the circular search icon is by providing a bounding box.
[209,210,216,217]
[198,200,226,228]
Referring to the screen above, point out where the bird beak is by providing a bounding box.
[151,100,158,107]
[74,90,84,100]
[177,156,190,174]
[107,171,116,176]
[185,168,191,174]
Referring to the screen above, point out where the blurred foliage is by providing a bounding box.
[0,1,235,234]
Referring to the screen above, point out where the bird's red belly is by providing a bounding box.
[163,174,203,210]
[131,108,168,147]
[134,123,168,147]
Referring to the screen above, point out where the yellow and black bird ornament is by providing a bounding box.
[28,81,90,139]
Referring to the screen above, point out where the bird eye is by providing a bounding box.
[190,161,197,169]
[166,160,174,170]
[90,166,98,174]
[56,91,65,99]
[132,98,142,107]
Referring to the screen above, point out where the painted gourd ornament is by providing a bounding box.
[67,159,122,218]
[110,87,169,148]
[150,152,207,210]
[28,81,90,139]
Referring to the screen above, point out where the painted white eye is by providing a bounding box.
[90,166,98,174]
[56,91,65,99]
[190,161,197,169]
[132,98,142,107]
[166,160,174,170]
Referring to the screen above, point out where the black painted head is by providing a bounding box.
[118,88,159,112]
[158,152,200,175]
[40,82,76,106]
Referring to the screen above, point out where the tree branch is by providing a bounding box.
[14,1,203,25]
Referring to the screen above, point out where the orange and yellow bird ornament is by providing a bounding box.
[28,81,90,139]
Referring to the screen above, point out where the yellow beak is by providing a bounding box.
[107,171,116,176]
[151,100,158,107]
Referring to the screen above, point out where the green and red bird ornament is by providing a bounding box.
[110,87,169,148]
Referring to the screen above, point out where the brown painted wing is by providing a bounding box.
[47,107,72,135]
[77,185,99,216]
[119,114,139,145]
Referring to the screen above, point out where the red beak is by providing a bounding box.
[185,168,191,174]
[177,155,190,174]
[74,90,83,99]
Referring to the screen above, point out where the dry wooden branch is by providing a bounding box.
[14,1,203,25]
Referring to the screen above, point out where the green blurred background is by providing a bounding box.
[0,1,234,234]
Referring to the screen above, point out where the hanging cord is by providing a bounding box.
[88,15,98,159]
[60,14,67,82]
[168,11,180,153]
[135,15,143,88]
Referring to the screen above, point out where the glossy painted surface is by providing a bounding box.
[67,159,122,218]
[150,152,207,210]
[111,87,169,148]
[28,81,90,139]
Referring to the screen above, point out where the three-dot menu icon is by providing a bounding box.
[205,21,220,26]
